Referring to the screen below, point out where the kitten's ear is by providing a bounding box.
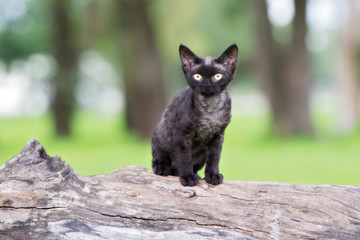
[179,44,201,73]
[216,44,238,73]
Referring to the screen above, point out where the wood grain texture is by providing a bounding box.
[1,139,360,239]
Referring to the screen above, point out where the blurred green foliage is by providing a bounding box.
[1,112,359,185]
[0,0,257,95]
[0,0,52,64]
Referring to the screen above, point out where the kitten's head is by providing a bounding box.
[179,44,238,96]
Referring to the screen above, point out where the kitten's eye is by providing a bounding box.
[193,74,202,81]
[213,73,223,81]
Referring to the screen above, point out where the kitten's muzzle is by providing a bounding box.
[203,79,212,87]
[200,87,219,96]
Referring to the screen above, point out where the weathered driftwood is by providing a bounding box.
[0,139,360,240]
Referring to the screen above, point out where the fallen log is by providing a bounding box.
[0,138,359,239]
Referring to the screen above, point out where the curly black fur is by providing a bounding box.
[152,44,238,186]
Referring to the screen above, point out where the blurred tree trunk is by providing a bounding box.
[285,0,312,135]
[254,0,312,136]
[51,0,79,136]
[117,0,166,139]
[85,0,99,45]
[336,0,359,134]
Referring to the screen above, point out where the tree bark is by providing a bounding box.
[1,139,360,240]
[336,0,359,134]
[254,0,313,136]
[51,0,79,136]
[117,0,167,139]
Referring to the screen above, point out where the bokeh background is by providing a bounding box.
[0,0,360,185]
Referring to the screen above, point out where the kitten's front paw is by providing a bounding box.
[153,165,171,176]
[205,173,223,185]
[180,174,200,186]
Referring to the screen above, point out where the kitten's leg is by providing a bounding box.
[205,133,224,185]
[152,136,171,176]
[152,149,171,176]
[176,142,199,186]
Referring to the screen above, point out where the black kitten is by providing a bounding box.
[151,44,238,186]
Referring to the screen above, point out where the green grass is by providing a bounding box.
[222,117,360,185]
[1,112,360,185]
[0,113,152,176]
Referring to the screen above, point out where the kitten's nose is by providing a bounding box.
[203,80,211,87]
